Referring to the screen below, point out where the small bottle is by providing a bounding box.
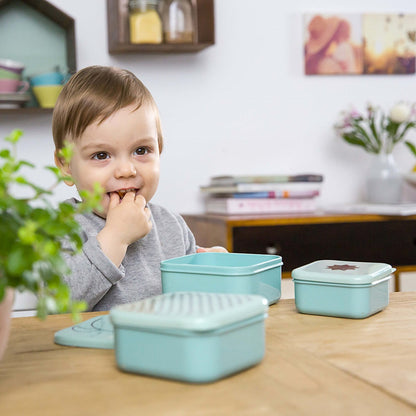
[162,0,194,44]
[129,0,163,44]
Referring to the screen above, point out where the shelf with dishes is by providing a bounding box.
[107,0,215,54]
[0,0,76,114]
[0,92,31,109]
[0,58,66,113]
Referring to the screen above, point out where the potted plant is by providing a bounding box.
[334,102,416,204]
[0,129,101,360]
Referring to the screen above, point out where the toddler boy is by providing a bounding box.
[52,65,224,311]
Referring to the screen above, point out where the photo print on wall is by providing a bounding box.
[304,13,416,75]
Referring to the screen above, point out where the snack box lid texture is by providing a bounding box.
[110,292,268,332]
[292,260,395,285]
[160,252,283,276]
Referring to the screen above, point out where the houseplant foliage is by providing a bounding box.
[0,129,102,320]
[334,102,416,154]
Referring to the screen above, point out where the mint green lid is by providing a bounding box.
[292,260,395,285]
[160,252,283,276]
[110,292,268,332]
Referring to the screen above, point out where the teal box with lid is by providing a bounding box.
[110,292,268,383]
[292,260,394,319]
[160,252,282,305]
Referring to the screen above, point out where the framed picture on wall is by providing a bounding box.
[304,14,363,75]
[363,14,416,74]
[304,13,416,75]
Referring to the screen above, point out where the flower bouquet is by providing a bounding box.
[334,102,416,154]
[334,102,416,203]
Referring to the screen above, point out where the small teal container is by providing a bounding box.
[110,292,268,383]
[160,252,283,305]
[292,260,394,319]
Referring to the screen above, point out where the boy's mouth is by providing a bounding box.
[108,188,139,199]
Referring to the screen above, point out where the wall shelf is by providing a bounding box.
[107,0,215,54]
[0,107,52,115]
[0,0,76,113]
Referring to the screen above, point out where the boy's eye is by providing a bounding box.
[92,152,109,160]
[134,147,149,156]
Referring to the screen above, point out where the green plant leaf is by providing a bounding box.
[5,129,23,144]
[0,130,103,320]
[58,142,74,165]
[7,245,36,276]
[405,141,416,157]
[0,149,11,159]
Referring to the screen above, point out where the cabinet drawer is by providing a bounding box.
[233,220,416,272]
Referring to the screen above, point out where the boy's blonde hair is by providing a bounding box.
[52,66,163,152]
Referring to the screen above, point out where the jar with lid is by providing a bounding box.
[162,0,194,44]
[129,0,163,44]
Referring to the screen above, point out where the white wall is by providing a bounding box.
[2,0,416,214]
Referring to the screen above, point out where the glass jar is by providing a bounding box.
[129,0,163,44]
[162,0,194,44]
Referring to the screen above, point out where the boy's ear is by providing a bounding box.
[54,150,74,187]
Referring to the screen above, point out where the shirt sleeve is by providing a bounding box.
[61,234,125,311]
[175,213,197,255]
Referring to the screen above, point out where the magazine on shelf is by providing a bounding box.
[200,182,322,196]
[205,197,318,215]
[209,173,324,186]
[209,190,320,199]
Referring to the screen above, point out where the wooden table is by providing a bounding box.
[183,212,416,291]
[1,292,415,415]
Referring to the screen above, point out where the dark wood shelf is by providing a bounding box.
[107,0,215,54]
[107,42,214,54]
[0,107,52,115]
[182,212,416,292]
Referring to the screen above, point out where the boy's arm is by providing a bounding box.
[61,236,125,311]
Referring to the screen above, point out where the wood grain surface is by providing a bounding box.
[1,292,415,416]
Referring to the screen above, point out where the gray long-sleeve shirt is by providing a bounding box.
[61,198,196,311]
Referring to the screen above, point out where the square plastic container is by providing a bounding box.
[160,252,282,305]
[110,292,268,383]
[292,260,394,319]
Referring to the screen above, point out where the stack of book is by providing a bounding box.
[200,173,323,215]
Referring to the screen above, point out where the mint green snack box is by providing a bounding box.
[110,292,268,383]
[160,252,282,305]
[292,260,394,319]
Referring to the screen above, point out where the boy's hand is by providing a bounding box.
[106,192,151,244]
[97,192,151,266]
[197,246,228,253]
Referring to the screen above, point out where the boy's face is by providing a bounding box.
[59,104,160,218]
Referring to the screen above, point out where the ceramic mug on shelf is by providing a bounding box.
[0,68,20,80]
[0,78,29,94]
[0,59,25,76]
[30,71,66,87]
[32,85,63,108]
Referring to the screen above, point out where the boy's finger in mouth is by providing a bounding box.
[108,188,139,200]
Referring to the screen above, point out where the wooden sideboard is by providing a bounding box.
[182,212,416,291]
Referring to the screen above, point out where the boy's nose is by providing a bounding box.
[114,160,137,178]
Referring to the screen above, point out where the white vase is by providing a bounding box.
[366,153,402,204]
